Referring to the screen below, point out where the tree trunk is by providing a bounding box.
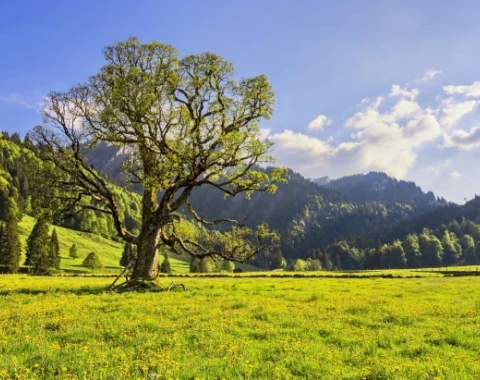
[131,228,160,280]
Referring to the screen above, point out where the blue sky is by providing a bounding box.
[1,0,480,203]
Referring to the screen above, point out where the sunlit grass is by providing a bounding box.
[1,275,479,379]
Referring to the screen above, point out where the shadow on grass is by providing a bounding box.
[0,286,109,296]
[0,281,171,296]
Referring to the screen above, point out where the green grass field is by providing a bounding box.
[1,275,480,379]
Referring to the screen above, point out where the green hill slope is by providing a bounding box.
[17,215,190,274]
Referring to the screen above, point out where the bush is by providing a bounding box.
[82,252,104,271]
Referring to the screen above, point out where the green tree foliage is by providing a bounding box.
[0,215,22,273]
[419,231,443,267]
[461,235,476,265]
[270,253,287,270]
[189,257,201,273]
[319,251,333,271]
[159,253,172,274]
[69,244,79,259]
[381,241,407,269]
[327,241,362,270]
[461,234,475,251]
[50,228,61,269]
[25,216,52,274]
[222,260,235,273]
[402,234,422,268]
[199,258,214,273]
[461,219,480,241]
[305,258,322,271]
[293,259,307,271]
[120,243,136,267]
[449,220,463,238]
[82,252,104,271]
[441,231,461,266]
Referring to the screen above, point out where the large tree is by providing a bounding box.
[33,37,284,283]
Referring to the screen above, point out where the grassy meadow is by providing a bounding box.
[1,275,480,379]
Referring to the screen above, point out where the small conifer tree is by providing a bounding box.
[120,243,136,267]
[69,244,79,259]
[160,252,172,273]
[50,228,61,269]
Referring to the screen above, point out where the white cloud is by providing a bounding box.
[0,93,39,110]
[444,81,480,97]
[307,114,333,131]
[439,98,477,128]
[443,126,480,149]
[420,69,442,82]
[271,94,443,179]
[452,170,462,178]
[271,130,334,157]
[391,99,422,119]
[389,85,419,100]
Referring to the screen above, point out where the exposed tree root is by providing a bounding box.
[111,278,163,293]
[167,282,187,291]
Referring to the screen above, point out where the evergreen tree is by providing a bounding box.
[462,219,480,241]
[159,253,172,273]
[475,242,480,264]
[320,251,333,271]
[82,252,104,271]
[190,257,201,273]
[364,248,381,269]
[402,235,422,268]
[69,244,79,259]
[461,234,475,251]
[49,228,61,269]
[305,258,322,271]
[448,220,463,238]
[0,216,21,273]
[120,243,136,267]
[328,241,361,270]
[25,216,51,274]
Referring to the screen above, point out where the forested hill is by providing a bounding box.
[0,132,143,240]
[322,171,448,206]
